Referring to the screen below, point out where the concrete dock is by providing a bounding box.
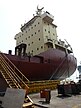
[29,90,81,108]
[0,89,81,108]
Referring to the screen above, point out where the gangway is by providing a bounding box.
[0,51,33,108]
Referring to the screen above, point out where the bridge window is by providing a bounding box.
[37,48,39,50]
[41,46,43,49]
[38,30,40,32]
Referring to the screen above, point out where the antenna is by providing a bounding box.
[36,5,44,16]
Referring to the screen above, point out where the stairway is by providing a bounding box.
[0,52,33,108]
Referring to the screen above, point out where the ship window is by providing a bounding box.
[32,42,33,44]
[53,33,55,35]
[35,32,36,34]
[31,27,33,29]
[26,38,27,40]
[34,25,36,27]
[32,50,33,52]
[20,35,21,37]
[26,31,27,33]
[41,46,43,49]
[38,22,40,24]
[48,31,50,33]
[28,44,30,46]
[28,36,30,38]
[38,30,40,32]
[22,40,23,42]
[37,48,39,50]
[39,38,40,41]
[31,34,33,36]
[48,24,49,25]
[28,52,30,54]
[45,29,46,31]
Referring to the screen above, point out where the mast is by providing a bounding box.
[36,6,44,16]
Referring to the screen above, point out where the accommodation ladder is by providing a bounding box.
[0,52,33,108]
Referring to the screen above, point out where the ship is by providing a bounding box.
[0,7,77,81]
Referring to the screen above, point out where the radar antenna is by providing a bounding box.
[36,5,44,16]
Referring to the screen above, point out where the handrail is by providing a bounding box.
[0,52,33,107]
[0,55,22,88]
[0,51,29,82]
[0,55,20,83]
[0,62,21,88]
[0,54,29,89]
[0,52,29,89]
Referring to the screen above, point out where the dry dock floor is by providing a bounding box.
[0,90,81,108]
[29,90,81,108]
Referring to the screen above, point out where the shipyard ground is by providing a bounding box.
[29,90,81,108]
[0,90,81,108]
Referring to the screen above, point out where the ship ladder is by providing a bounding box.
[0,51,33,108]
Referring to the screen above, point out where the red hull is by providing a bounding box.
[5,49,77,81]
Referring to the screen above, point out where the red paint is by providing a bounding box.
[5,49,77,81]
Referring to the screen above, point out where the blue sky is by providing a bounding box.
[0,0,81,81]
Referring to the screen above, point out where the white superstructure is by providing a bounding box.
[14,7,72,56]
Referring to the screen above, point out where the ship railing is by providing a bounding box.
[0,51,29,89]
[0,59,22,89]
[0,51,29,81]
[0,52,34,107]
